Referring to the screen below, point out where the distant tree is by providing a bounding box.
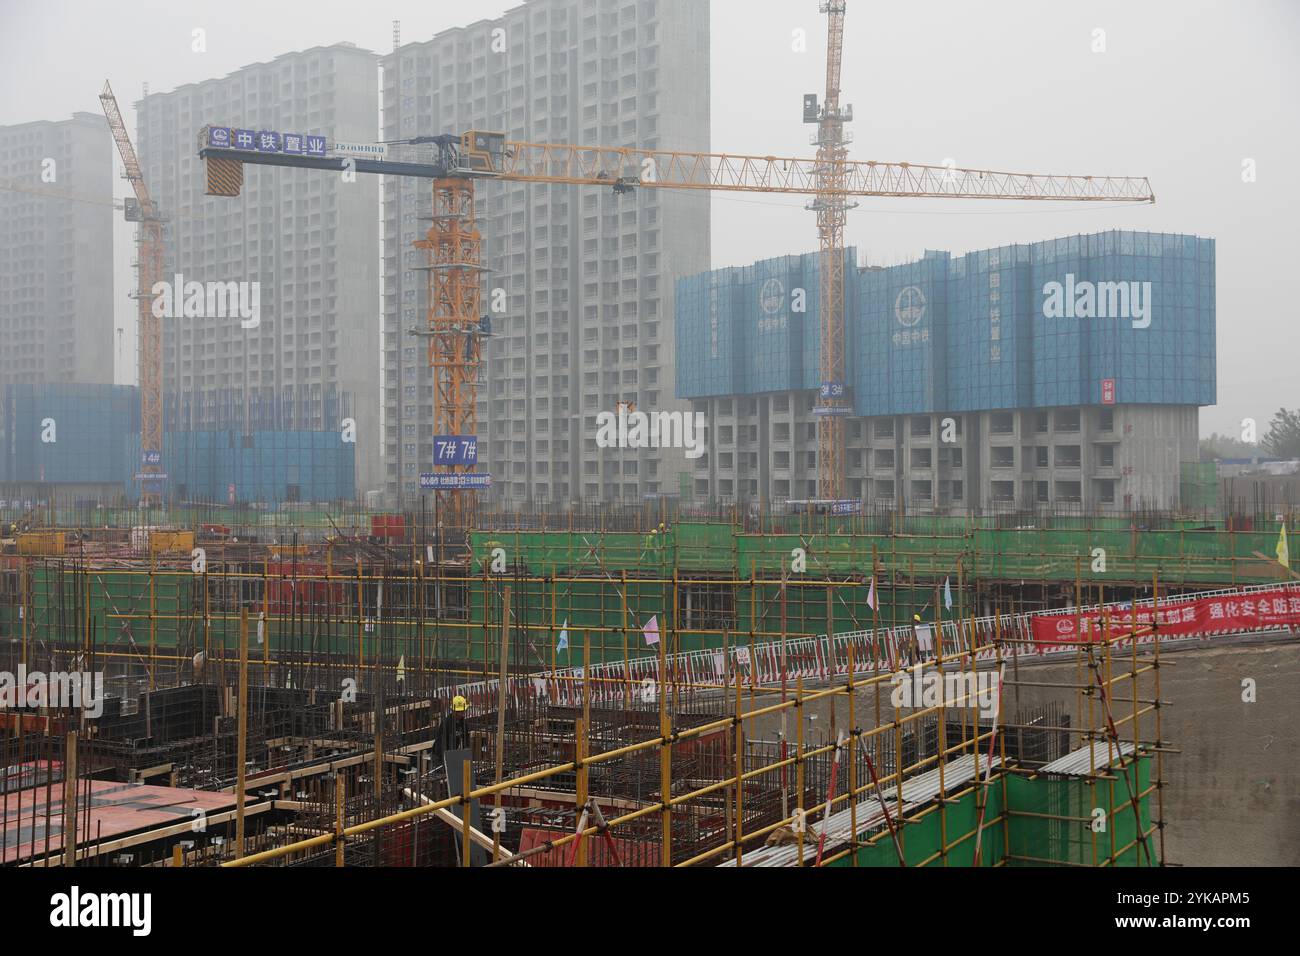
[1199,432,1260,461]
[1261,408,1300,459]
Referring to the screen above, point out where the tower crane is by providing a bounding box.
[807,0,854,500]
[199,123,1152,525]
[100,80,165,507]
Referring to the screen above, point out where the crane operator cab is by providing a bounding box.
[460,131,507,174]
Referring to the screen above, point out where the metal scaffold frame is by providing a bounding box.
[4,501,1291,867]
[198,598,1165,869]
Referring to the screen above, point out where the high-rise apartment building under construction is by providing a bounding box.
[135,43,382,497]
[380,0,710,505]
[0,112,115,390]
[677,231,1215,512]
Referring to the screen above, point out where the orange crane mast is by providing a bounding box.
[100,80,165,507]
[809,0,853,501]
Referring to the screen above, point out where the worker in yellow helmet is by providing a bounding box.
[435,694,471,763]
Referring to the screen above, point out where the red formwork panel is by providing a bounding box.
[370,515,406,541]
[0,778,242,863]
[265,562,345,614]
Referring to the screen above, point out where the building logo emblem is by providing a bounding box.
[896,286,926,327]
[759,278,785,315]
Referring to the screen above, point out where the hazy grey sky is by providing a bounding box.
[2,0,1296,438]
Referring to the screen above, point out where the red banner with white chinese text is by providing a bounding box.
[1031,587,1300,646]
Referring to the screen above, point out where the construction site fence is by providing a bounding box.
[3,549,1293,705]
[2,497,1297,539]
[468,521,1295,585]
[3,519,1292,588]
[440,580,1297,713]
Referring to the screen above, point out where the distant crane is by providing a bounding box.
[799,1,1159,502]
[0,177,123,210]
[100,80,165,507]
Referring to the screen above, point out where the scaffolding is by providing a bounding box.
[194,602,1166,869]
[3,505,1291,867]
[1,567,1184,867]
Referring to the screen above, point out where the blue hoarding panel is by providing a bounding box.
[677,231,1215,415]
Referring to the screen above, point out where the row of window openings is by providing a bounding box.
[396,277,659,301]
[702,477,1115,507]
[396,95,661,133]
[989,409,1113,434]
[701,443,1117,473]
[710,403,1113,437]
[398,457,660,478]
[400,22,659,76]
[397,69,655,104]
[395,202,659,225]
[395,44,661,87]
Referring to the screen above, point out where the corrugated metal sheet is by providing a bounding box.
[1039,740,1136,777]
[720,752,1002,867]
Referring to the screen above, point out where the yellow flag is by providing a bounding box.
[1278,524,1290,570]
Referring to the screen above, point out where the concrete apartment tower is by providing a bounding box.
[136,44,382,495]
[0,112,115,389]
[380,0,711,505]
